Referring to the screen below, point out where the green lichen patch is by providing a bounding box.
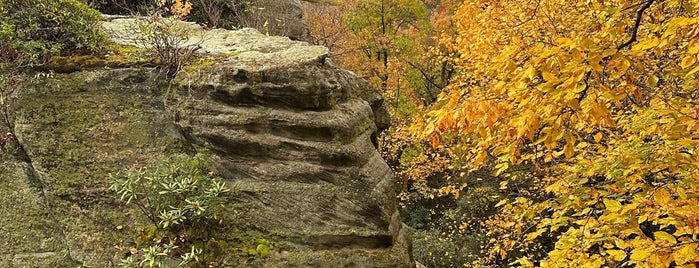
[6,68,190,265]
[44,44,152,73]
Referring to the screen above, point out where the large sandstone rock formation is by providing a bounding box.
[0,19,411,267]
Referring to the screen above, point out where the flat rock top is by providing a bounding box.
[102,17,329,71]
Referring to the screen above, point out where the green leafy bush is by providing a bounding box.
[0,0,107,66]
[110,152,230,266]
[111,152,229,235]
[401,181,503,267]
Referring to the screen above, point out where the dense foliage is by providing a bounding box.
[417,0,699,266]
[0,0,107,67]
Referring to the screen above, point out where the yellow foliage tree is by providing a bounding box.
[419,0,699,266]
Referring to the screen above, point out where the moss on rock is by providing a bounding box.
[5,68,189,265]
[44,45,152,73]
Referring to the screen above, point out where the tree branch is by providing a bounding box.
[617,0,656,50]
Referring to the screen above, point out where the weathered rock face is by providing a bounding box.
[0,20,411,267]
[243,0,310,41]
[1,70,188,266]
[167,30,409,267]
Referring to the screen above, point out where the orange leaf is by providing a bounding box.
[430,134,440,149]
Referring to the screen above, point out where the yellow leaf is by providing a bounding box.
[573,84,587,93]
[639,214,648,224]
[494,162,509,176]
[650,98,665,109]
[590,55,604,72]
[517,257,534,268]
[556,37,575,48]
[615,58,631,78]
[603,198,622,213]
[687,65,699,76]
[689,40,699,54]
[674,243,698,265]
[681,55,697,69]
[615,239,630,249]
[594,132,603,143]
[653,231,677,245]
[602,48,617,57]
[648,75,659,87]
[474,150,488,165]
[500,180,509,190]
[607,249,627,262]
[654,188,671,205]
[630,248,652,261]
[542,71,555,81]
[564,133,575,159]
[525,66,537,80]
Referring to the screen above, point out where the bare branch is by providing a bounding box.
[617,0,656,50]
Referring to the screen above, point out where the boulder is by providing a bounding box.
[166,26,407,267]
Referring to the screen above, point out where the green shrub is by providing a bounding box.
[0,0,108,66]
[110,152,230,266]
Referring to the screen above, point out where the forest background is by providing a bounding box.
[303,0,699,267]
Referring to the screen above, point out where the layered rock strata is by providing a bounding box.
[166,29,409,266]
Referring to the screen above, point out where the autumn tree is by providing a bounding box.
[418,0,699,266]
[304,0,458,110]
[342,0,429,92]
[303,2,354,59]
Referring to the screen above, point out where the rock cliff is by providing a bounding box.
[0,19,411,267]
